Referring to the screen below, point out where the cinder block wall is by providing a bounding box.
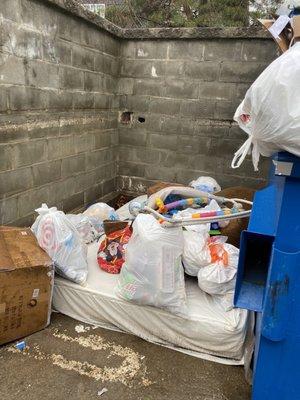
[0,0,120,225]
[118,39,277,193]
[0,0,278,225]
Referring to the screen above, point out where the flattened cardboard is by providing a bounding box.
[0,227,54,345]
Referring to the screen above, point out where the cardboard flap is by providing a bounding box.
[0,227,52,272]
[259,18,291,53]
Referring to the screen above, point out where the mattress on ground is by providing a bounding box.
[53,240,250,365]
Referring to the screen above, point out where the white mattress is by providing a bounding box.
[53,196,251,365]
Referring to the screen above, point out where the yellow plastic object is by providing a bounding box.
[155,198,166,213]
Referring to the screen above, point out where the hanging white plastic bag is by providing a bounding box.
[116,214,187,316]
[182,230,211,276]
[32,204,88,285]
[67,214,99,244]
[197,242,239,295]
[83,203,119,234]
[232,43,300,171]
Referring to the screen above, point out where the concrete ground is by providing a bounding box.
[0,313,251,400]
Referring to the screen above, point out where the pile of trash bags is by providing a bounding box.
[31,176,240,316]
[116,178,239,316]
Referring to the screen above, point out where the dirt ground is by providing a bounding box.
[0,313,251,400]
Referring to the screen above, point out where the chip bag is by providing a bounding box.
[97,225,132,274]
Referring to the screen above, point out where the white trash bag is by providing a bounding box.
[67,214,99,244]
[215,292,235,312]
[32,204,88,285]
[232,42,300,171]
[197,242,239,295]
[83,203,119,234]
[189,176,221,193]
[116,214,187,316]
[182,230,211,276]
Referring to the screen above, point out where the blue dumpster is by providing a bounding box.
[234,152,300,400]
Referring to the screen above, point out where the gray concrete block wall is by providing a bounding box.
[0,0,278,225]
[118,39,278,194]
[0,0,120,226]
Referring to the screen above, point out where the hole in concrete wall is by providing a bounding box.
[120,111,133,124]
[138,116,145,123]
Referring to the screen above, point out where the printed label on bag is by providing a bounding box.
[162,246,175,293]
[32,289,40,299]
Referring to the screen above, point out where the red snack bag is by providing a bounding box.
[97,225,132,274]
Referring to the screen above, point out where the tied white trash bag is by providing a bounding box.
[232,42,300,171]
[197,242,239,295]
[116,214,187,316]
[32,204,88,285]
[182,230,211,276]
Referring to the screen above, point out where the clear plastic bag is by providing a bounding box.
[116,214,187,316]
[232,43,300,171]
[189,176,221,193]
[67,214,99,244]
[83,203,119,234]
[197,242,239,295]
[32,204,88,285]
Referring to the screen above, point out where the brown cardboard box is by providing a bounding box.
[292,15,300,39]
[0,227,54,345]
[215,187,255,248]
[147,181,183,197]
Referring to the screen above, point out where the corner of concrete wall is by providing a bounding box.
[0,0,122,226]
[0,0,278,225]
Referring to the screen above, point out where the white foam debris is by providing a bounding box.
[75,324,91,333]
[97,388,108,396]
[7,329,153,387]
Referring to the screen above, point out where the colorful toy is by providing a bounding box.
[191,207,238,219]
[155,197,209,214]
[155,198,165,213]
[133,186,252,228]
